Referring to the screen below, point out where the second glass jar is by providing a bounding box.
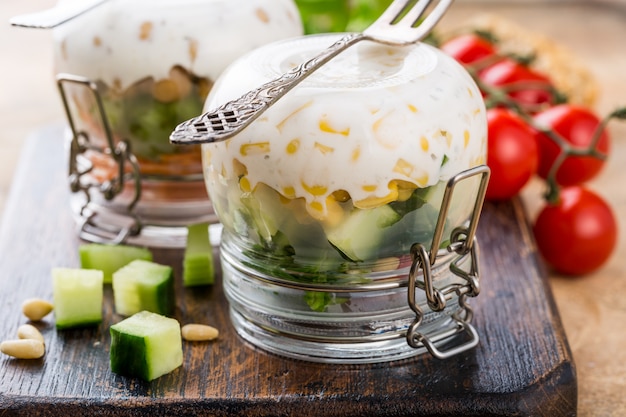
[53,0,303,245]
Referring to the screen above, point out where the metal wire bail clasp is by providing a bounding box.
[57,73,142,244]
[407,165,490,359]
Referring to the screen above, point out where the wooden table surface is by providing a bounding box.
[1,1,625,416]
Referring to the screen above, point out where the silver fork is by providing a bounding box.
[170,0,453,145]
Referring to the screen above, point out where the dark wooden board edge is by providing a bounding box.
[0,126,576,416]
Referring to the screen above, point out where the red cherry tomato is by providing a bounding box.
[533,186,617,276]
[441,34,496,65]
[479,59,555,110]
[534,105,610,186]
[485,108,539,201]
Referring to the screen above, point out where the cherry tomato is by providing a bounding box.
[534,105,610,186]
[533,186,617,276]
[479,59,555,110]
[485,108,539,201]
[441,34,496,65]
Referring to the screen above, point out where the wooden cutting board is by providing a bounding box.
[0,126,576,416]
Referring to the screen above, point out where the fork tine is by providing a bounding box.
[413,0,453,32]
[396,0,431,28]
[365,0,452,45]
[374,0,418,26]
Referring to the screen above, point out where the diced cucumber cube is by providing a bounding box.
[112,260,174,316]
[79,243,153,284]
[52,268,104,329]
[183,224,214,287]
[326,205,400,262]
[110,311,183,381]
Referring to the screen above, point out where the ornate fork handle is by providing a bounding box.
[170,33,365,145]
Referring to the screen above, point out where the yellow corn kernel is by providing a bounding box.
[351,147,361,162]
[255,8,270,23]
[239,176,252,193]
[412,173,429,188]
[354,182,399,209]
[232,159,248,177]
[240,142,270,156]
[314,142,335,155]
[286,139,300,155]
[276,101,312,132]
[307,200,325,219]
[473,155,487,166]
[188,38,198,63]
[319,118,350,136]
[305,195,344,225]
[322,196,345,227]
[362,184,377,193]
[372,117,384,134]
[392,158,415,177]
[393,180,418,202]
[420,136,429,152]
[282,186,296,199]
[464,130,471,148]
[301,181,327,197]
[139,21,153,41]
[407,104,418,113]
[332,189,351,202]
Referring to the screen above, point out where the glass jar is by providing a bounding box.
[52,0,303,246]
[202,34,489,362]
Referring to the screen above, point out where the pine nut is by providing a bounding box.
[17,324,45,344]
[0,339,45,359]
[22,298,54,321]
[181,324,219,342]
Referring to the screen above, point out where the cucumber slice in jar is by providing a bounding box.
[112,260,174,316]
[109,311,183,381]
[325,204,400,262]
[52,268,104,329]
[79,243,153,284]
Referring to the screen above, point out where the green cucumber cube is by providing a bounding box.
[112,260,174,316]
[183,224,214,287]
[52,268,104,329]
[110,311,183,381]
[326,205,400,262]
[79,243,153,284]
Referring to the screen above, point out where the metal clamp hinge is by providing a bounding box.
[57,73,143,242]
[406,165,490,359]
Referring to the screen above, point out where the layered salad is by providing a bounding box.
[203,35,487,294]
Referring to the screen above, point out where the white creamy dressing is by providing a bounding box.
[52,0,303,89]
[203,35,487,215]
